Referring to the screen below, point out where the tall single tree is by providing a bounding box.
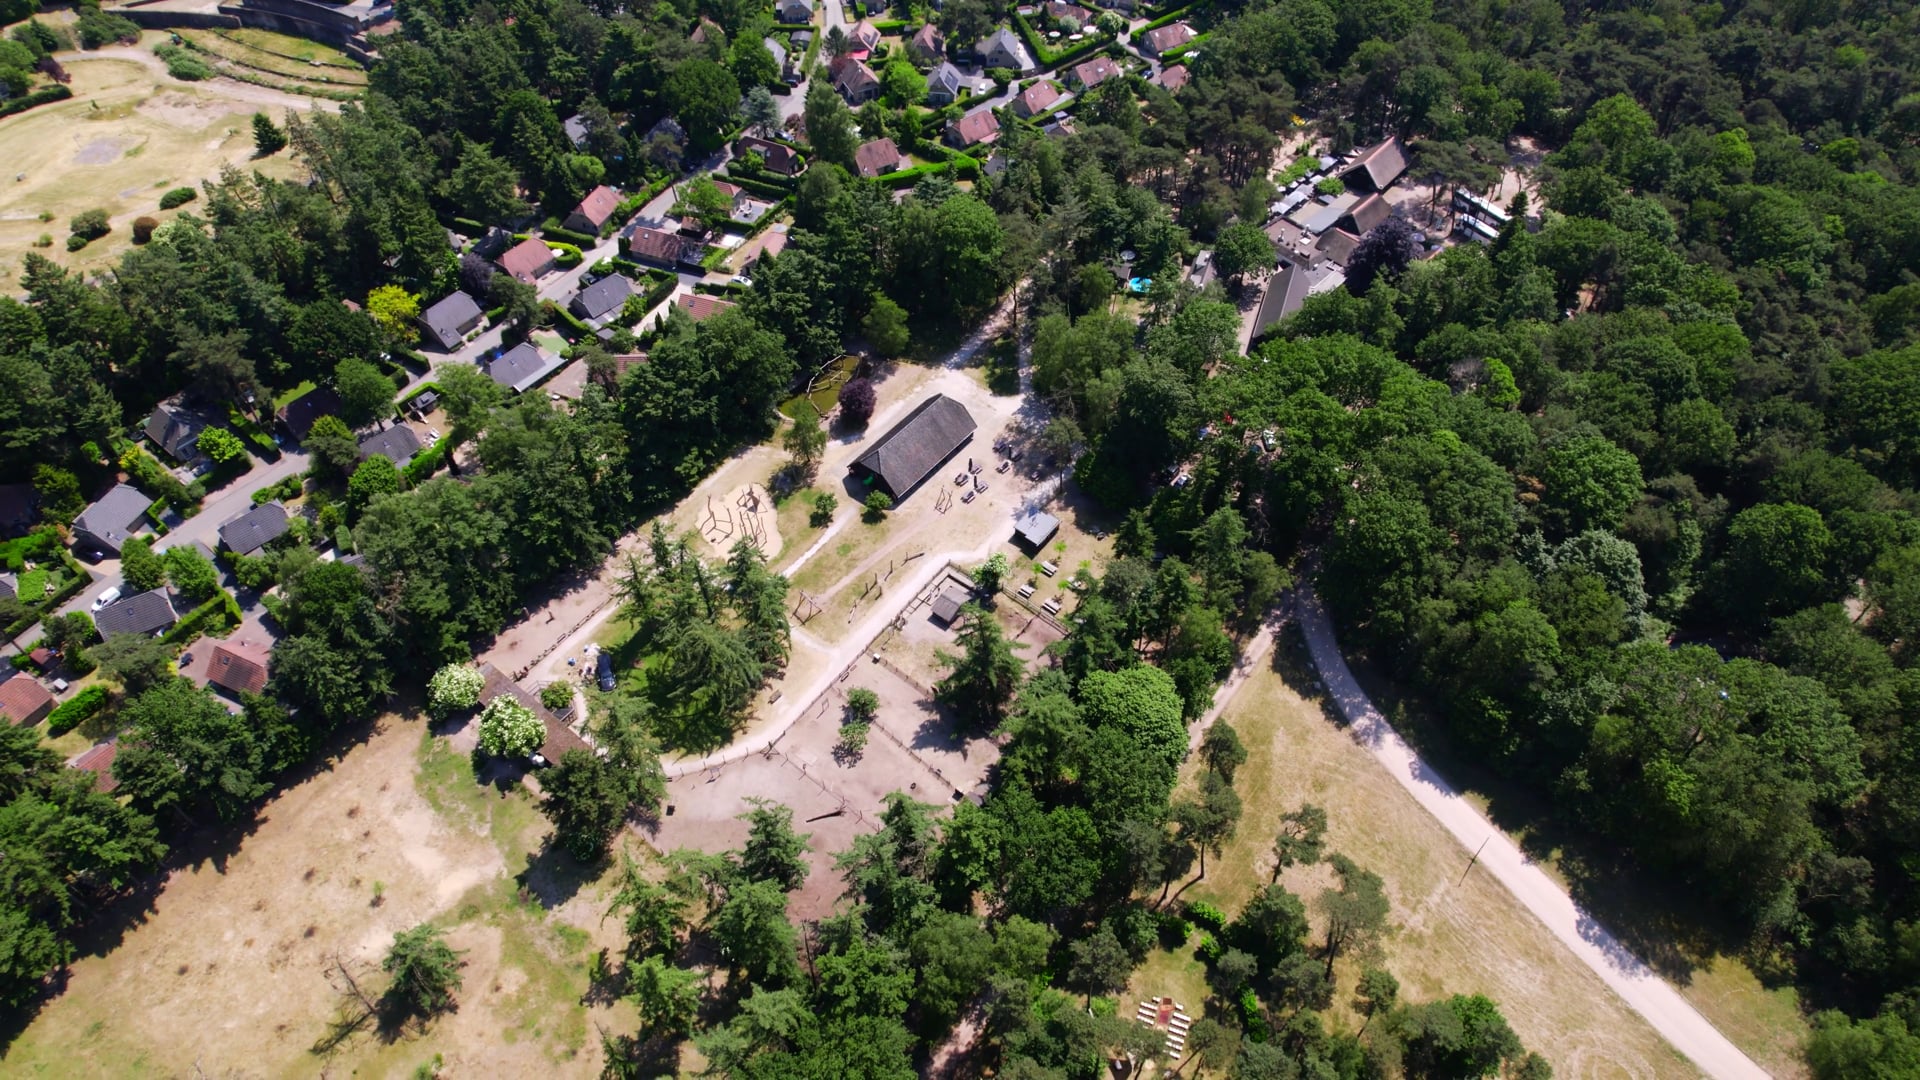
[382,923,464,1020]
[738,797,811,891]
[935,603,1026,732]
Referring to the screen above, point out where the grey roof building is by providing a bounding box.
[850,394,977,500]
[276,386,342,442]
[483,342,566,394]
[93,588,178,639]
[358,425,423,467]
[1340,137,1409,193]
[218,501,289,556]
[563,113,591,149]
[570,273,635,323]
[1013,511,1060,552]
[144,398,207,462]
[926,61,964,105]
[420,290,486,351]
[931,587,968,624]
[1252,256,1314,340]
[72,483,150,556]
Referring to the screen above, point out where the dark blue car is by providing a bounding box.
[595,651,616,692]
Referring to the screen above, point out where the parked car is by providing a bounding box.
[595,651,616,692]
[91,586,121,612]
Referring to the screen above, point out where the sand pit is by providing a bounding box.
[73,136,137,165]
[697,482,781,558]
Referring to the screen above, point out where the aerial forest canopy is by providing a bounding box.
[1,0,1919,1068]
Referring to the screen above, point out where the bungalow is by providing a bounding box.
[909,23,944,60]
[562,112,591,149]
[144,397,206,462]
[1013,510,1060,553]
[853,136,908,178]
[72,483,150,556]
[0,484,38,539]
[675,293,739,322]
[925,61,965,105]
[764,36,790,80]
[848,18,880,52]
[1043,1,1094,25]
[1152,64,1189,93]
[418,289,485,351]
[776,0,812,22]
[358,425,423,467]
[946,107,1001,149]
[207,639,272,698]
[69,738,119,793]
[276,386,343,442]
[850,393,977,500]
[711,179,750,216]
[93,588,177,639]
[976,27,1034,74]
[1339,136,1409,193]
[644,116,687,147]
[479,662,590,763]
[734,135,805,176]
[625,224,703,270]
[496,236,557,284]
[834,58,881,104]
[0,676,54,727]
[484,341,566,394]
[1315,227,1362,265]
[1070,55,1121,89]
[1138,21,1194,57]
[570,273,635,323]
[218,500,289,557]
[564,184,623,235]
[1012,80,1063,119]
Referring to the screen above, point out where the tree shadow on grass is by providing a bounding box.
[514,836,599,911]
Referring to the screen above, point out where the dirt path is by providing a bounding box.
[1293,584,1769,1080]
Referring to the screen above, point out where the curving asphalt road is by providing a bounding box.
[1292,583,1770,1080]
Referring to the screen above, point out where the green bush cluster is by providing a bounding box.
[45,685,109,736]
[153,43,213,81]
[162,589,243,646]
[158,186,198,210]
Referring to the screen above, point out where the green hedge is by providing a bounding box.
[0,84,73,121]
[402,440,452,484]
[636,271,678,315]
[549,301,591,336]
[226,405,282,461]
[720,171,797,200]
[46,685,109,736]
[876,157,981,189]
[1012,12,1111,71]
[541,221,599,247]
[1136,4,1195,32]
[162,588,243,646]
[871,18,909,32]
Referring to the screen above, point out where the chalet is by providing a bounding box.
[834,58,881,104]
[1012,80,1063,119]
[496,237,557,284]
[0,484,38,539]
[1138,21,1194,57]
[849,393,977,500]
[926,61,965,105]
[419,290,485,351]
[276,386,343,441]
[218,501,289,557]
[853,137,908,178]
[93,588,177,639]
[144,397,206,462]
[484,342,566,394]
[70,738,119,793]
[909,23,945,60]
[764,37,789,80]
[848,18,880,52]
[1013,511,1060,553]
[776,0,812,22]
[1339,136,1409,193]
[1152,64,1189,92]
[1316,227,1361,265]
[1070,55,1121,89]
[571,273,635,323]
[930,587,967,624]
[564,185,623,235]
[734,135,805,176]
[0,677,54,727]
[72,483,150,556]
[358,425,423,467]
[1339,193,1391,237]
[1043,1,1095,25]
[947,107,1001,149]
[976,28,1034,74]
[675,293,739,322]
[207,639,272,698]
[625,224,701,269]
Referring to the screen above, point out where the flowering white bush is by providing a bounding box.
[478,695,544,759]
[427,662,485,717]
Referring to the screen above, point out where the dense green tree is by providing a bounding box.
[335,357,397,428]
[711,877,801,986]
[935,603,1026,733]
[540,749,628,862]
[382,923,463,1021]
[739,797,810,892]
[112,678,279,823]
[117,536,166,592]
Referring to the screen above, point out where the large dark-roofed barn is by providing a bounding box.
[849,394,976,501]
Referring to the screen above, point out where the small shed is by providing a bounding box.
[1013,511,1060,553]
[931,588,968,624]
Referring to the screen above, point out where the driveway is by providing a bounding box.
[1293,582,1769,1080]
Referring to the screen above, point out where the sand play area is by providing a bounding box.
[695,482,781,558]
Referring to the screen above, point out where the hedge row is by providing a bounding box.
[876,157,981,189]
[720,171,798,200]
[0,84,72,121]
[162,588,243,646]
[227,405,282,461]
[1012,12,1112,72]
[46,686,109,736]
[1135,4,1195,33]
[540,221,599,247]
[403,439,452,484]
[549,300,591,336]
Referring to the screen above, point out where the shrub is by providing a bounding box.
[862,490,892,522]
[73,10,138,49]
[427,663,485,717]
[153,44,212,81]
[540,682,574,712]
[65,234,89,252]
[69,209,110,240]
[130,215,159,244]
[1315,175,1346,196]
[33,233,50,248]
[46,685,109,736]
[158,186,197,210]
[478,695,544,758]
[1186,900,1228,931]
[809,491,837,527]
[838,377,876,427]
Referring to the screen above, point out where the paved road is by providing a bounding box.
[1292,583,1769,1080]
